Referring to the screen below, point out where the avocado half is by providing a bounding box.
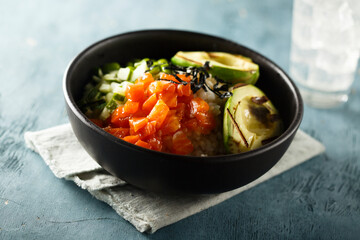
[223,84,283,153]
[171,51,259,85]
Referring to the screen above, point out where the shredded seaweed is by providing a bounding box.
[160,61,233,99]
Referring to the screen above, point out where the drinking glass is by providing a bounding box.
[290,0,359,108]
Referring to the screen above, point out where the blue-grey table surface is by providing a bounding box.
[1,0,359,239]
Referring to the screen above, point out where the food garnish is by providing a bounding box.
[79,52,283,155]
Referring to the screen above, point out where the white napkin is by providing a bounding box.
[24,124,325,233]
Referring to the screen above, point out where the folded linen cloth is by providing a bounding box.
[24,124,325,233]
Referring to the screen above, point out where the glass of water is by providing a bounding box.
[290,0,359,108]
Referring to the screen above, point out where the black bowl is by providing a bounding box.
[63,29,303,194]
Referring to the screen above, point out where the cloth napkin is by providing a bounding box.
[24,124,325,233]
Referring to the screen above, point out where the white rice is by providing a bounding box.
[189,77,227,156]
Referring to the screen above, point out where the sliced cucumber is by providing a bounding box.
[113,92,125,102]
[130,60,148,82]
[106,99,118,111]
[103,71,118,81]
[105,92,114,102]
[99,107,111,120]
[117,67,132,81]
[92,75,102,83]
[86,88,103,103]
[111,81,133,96]
[101,62,120,74]
[134,58,149,67]
[99,83,112,93]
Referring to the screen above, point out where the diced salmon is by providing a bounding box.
[172,130,193,155]
[142,93,158,113]
[126,83,145,102]
[135,139,151,149]
[103,72,216,155]
[104,127,130,138]
[124,101,139,114]
[129,117,148,133]
[147,99,170,129]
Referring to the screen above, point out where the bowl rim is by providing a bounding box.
[63,29,304,163]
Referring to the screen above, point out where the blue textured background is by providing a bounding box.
[0,0,359,239]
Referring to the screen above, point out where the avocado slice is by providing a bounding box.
[223,84,283,153]
[171,51,259,85]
